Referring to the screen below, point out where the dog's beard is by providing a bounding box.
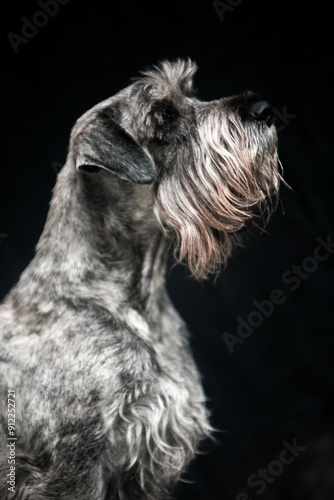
[154,115,282,279]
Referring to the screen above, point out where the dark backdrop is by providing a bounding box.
[1,1,333,499]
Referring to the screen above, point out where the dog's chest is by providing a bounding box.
[100,304,208,471]
[108,303,203,403]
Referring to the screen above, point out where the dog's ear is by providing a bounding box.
[73,110,155,184]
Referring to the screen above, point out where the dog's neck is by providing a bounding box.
[15,160,170,316]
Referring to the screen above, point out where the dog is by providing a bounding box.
[0,59,281,499]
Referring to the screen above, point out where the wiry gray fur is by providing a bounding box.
[0,59,281,499]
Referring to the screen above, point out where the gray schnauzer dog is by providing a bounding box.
[0,59,281,499]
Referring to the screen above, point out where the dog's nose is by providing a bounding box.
[245,100,273,124]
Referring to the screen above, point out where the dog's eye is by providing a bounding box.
[161,109,175,122]
[159,104,178,124]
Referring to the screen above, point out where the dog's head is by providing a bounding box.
[71,59,282,279]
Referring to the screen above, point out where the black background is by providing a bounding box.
[1,1,334,499]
